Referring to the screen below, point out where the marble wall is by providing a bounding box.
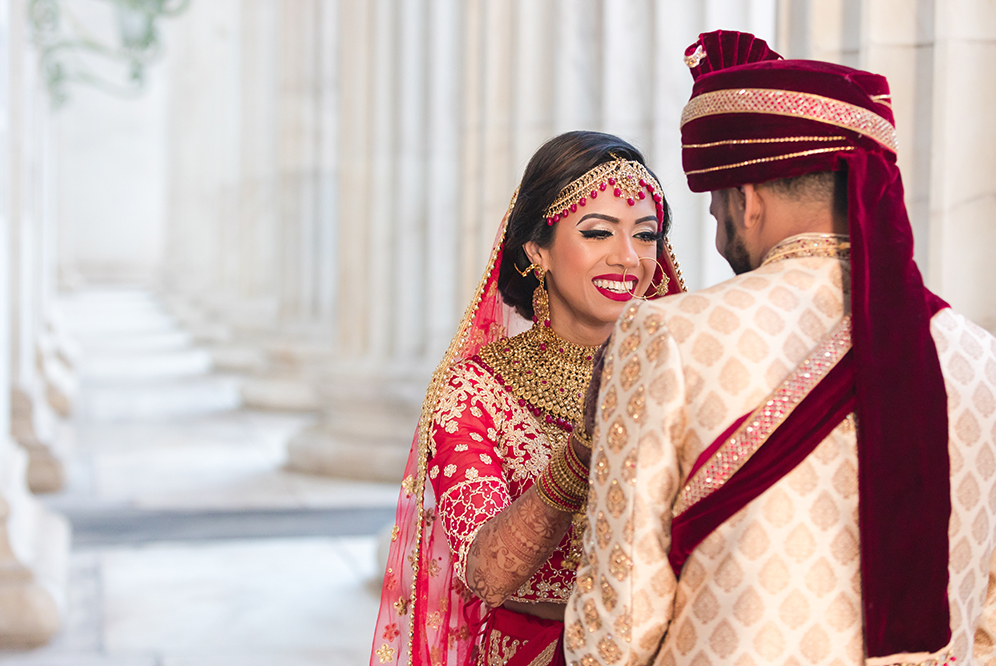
[50,0,993,484]
[779,0,996,333]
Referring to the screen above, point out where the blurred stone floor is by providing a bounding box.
[0,287,398,665]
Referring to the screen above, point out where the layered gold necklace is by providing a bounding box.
[475,322,598,433]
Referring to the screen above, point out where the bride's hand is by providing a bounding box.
[573,336,610,468]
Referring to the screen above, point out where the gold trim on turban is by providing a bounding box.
[681,88,898,153]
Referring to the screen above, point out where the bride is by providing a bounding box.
[370,131,684,666]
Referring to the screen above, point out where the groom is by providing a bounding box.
[565,30,996,666]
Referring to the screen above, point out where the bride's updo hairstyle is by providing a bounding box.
[498,131,672,321]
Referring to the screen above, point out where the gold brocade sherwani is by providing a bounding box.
[564,252,996,666]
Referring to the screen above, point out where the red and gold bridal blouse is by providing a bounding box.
[427,328,596,604]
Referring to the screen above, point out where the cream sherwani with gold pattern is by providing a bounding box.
[564,252,996,666]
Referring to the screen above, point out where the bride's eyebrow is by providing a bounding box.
[576,213,618,226]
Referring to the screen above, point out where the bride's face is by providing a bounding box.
[527,193,660,341]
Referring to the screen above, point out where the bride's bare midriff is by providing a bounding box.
[502,599,566,621]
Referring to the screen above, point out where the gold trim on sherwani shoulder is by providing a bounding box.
[760,233,850,266]
[681,88,898,153]
[672,316,852,517]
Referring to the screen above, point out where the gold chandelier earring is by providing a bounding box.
[517,262,550,325]
[622,257,671,300]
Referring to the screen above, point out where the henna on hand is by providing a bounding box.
[465,486,573,607]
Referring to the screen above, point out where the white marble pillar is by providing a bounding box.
[357,0,398,362]
[858,0,935,272]
[552,0,601,133]
[926,1,996,333]
[286,0,427,480]
[478,2,516,264]
[511,0,555,172]
[162,0,242,307]
[392,0,427,361]
[0,0,70,646]
[9,50,67,492]
[239,0,340,412]
[333,0,372,359]
[456,0,485,308]
[233,0,279,323]
[601,0,653,151]
[424,0,463,360]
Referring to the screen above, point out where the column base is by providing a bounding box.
[0,443,70,648]
[241,377,322,412]
[0,505,70,648]
[285,373,423,482]
[11,388,67,494]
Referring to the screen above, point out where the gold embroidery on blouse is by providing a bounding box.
[432,360,579,603]
[672,316,853,516]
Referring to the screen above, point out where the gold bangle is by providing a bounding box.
[536,462,583,513]
[571,423,593,449]
[550,442,588,500]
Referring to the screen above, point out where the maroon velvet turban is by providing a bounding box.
[680,31,951,661]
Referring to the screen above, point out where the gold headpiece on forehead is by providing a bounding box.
[542,156,666,227]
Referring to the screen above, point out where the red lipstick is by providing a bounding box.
[592,274,638,302]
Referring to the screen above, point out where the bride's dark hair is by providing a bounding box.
[497,131,671,321]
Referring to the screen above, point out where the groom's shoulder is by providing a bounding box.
[634,267,790,325]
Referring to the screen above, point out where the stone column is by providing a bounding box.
[552,0,601,133]
[601,0,653,151]
[239,0,337,412]
[858,0,935,271]
[424,0,463,360]
[511,0,555,171]
[286,0,427,481]
[652,1,705,291]
[7,4,67,493]
[162,0,242,316]
[926,1,996,333]
[0,0,70,646]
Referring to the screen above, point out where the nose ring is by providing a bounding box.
[621,257,671,300]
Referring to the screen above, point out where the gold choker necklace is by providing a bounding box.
[475,323,598,432]
[761,233,850,266]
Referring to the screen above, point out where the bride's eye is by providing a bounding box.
[580,229,612,239]
[635,231,659,243]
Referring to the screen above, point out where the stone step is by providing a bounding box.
[78,376,242,422]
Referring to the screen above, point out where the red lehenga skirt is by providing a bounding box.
[476,607,565,666]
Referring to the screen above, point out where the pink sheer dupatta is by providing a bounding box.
[370,194,528,666]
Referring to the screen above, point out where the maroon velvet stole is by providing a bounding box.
[669,322,856,576]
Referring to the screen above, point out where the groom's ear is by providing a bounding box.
[741,184,764,231]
